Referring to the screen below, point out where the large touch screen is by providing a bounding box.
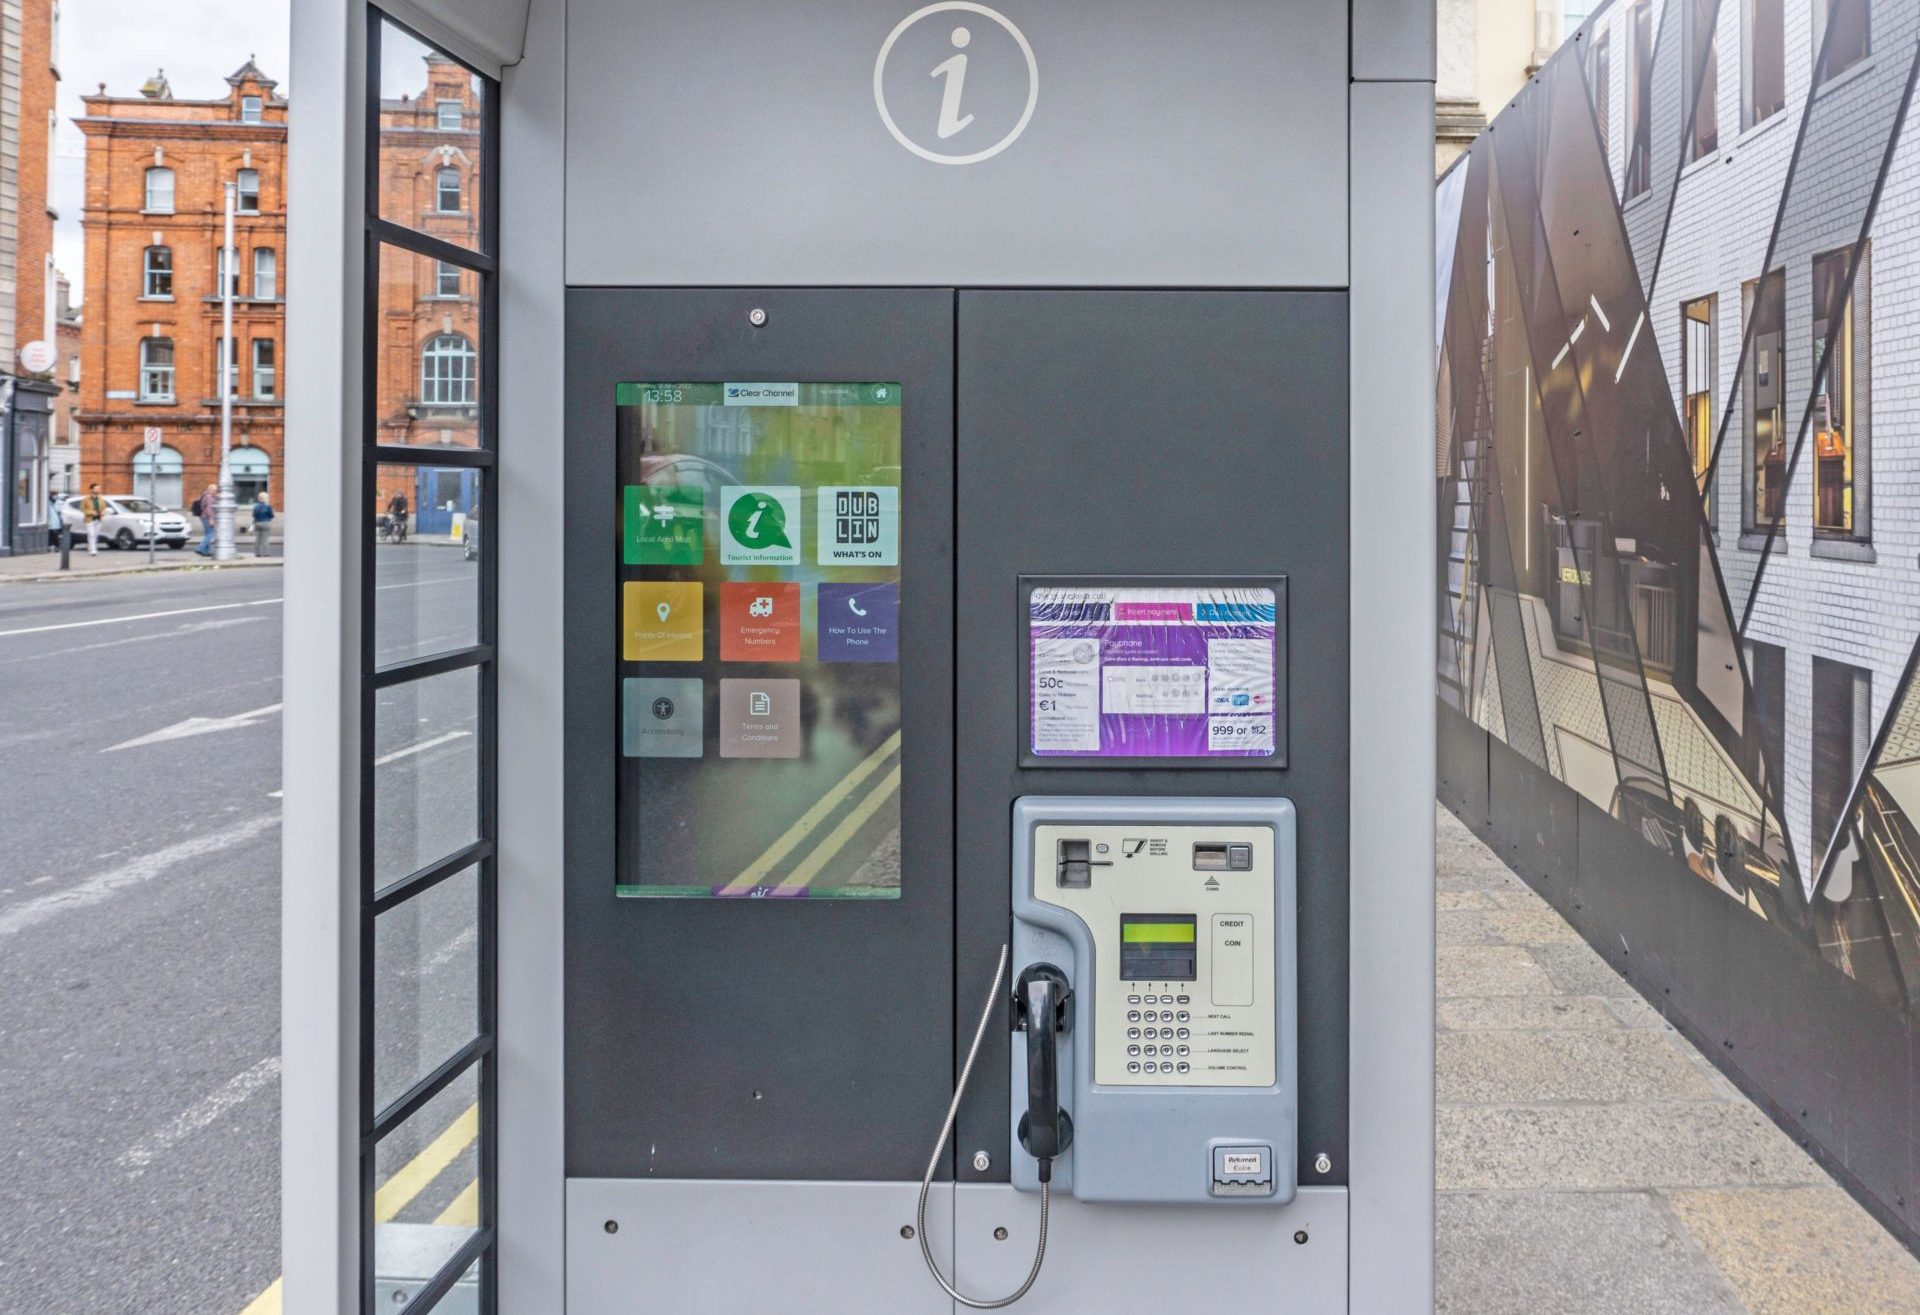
[616,382,903,898]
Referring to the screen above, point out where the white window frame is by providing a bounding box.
[437,98,462,130]
[254,247,277,299]
[436,166,461,213]
[241,94,263,124]
[252,338,277,400]
[237,168,261,214]
[143,245,172,298]
[139,337,175,401]
[420,332,476,405]
[144,166,174,213]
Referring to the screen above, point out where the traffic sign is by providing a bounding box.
[143,427,163,454]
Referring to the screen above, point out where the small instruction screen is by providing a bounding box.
[1028,585,1279,760]
[615,382,903,899]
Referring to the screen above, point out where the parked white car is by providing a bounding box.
[58,495,192,550]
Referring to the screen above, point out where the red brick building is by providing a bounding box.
[1,0,64,552]
[373,50,485,532]
[75,61,286,512]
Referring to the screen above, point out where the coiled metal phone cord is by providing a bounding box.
[917,943,1051,1309]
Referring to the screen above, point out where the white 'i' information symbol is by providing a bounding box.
[874,2,1038,165]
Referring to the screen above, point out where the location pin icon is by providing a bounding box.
[656,601,672,623]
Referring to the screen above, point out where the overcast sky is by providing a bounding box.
[55,0,292,301]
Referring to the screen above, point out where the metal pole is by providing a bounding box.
[147,457,156,566]
[214,181,237,561]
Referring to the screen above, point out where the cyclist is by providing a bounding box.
[386,489,410,543]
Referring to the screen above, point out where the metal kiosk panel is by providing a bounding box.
[563,289,956,1180]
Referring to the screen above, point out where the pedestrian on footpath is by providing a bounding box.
[79,483,105,555]
[251,491,275,557]
[46,490,61,552]
[194,482,219,556]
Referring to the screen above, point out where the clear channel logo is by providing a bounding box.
[874,2,1037,166]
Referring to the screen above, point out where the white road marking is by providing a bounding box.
[116,1056,281,1175]
[374,730,471,766]
[0,569,459,641]
[0,813,280,939]
[104,702,283,753]
[0,599,278,639]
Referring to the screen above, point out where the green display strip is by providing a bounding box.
[1122,921,1197,943]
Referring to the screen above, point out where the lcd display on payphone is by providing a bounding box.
[614,382,903,898]
[1027,585,1281,760]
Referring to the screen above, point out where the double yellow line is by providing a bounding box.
[717,730,903,895]
[236,1103,480,1314]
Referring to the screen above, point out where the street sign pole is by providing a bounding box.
[214,182,237,562]
[143,426,163,566]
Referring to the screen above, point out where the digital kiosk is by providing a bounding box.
[287,0,1436,1309]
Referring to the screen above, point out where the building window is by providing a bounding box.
[138,338,174,401]
[131,443,184,509]
[421,333,476,405]
[143,245,173,298]
[435,166,461,213]
[230,445,270,504]
[1590,29,1612,163]
[1744,0,1786,127]
[144,165,174,213]
[1747,639,1786,788]
[217,246,240,297]
[1681,296,1716,494]
[1743,270,1786,532]
[252,338,276,400]
[236,168,260,214]
[241,94,263,124]
[254,247,277,299]
[1812,245,1869,538]
[1811,657,1871,863]
[1625,0,1654,197]
[1688,0,1720,161]
[436,260,463,297]
[1814,0,1870,82]
[214,335,238,396]
[437,98,461,130]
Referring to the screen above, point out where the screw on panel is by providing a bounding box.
[747,307,768,327]
[604,1220,619,1234]
[1294,1230,1309,1245]
[993,1227,1009,1241]
[1314,1152,1332,1174]
[900,1225,916,1240]
[971,1149,992,1172]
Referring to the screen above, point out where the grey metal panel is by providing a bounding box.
[496,0,568,1306]
[566,1179,955,1314]
[375,0,525,74]
[563,289,956,1180]
[564,0,1349,288]
[1352,0,1437,83]
[1008,796,1299,1206]
[953,290,1351,1198]
[282,0,365,1308]
[953,1183,1348,1311]
[1347,81,1436,1315]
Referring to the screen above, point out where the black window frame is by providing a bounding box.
[360,11,500,1314]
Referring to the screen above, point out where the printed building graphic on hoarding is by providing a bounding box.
[1439,0,1920,1247]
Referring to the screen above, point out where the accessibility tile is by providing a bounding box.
[623,678,704,758]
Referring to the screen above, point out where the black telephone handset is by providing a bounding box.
[1014,963,1075,1182]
